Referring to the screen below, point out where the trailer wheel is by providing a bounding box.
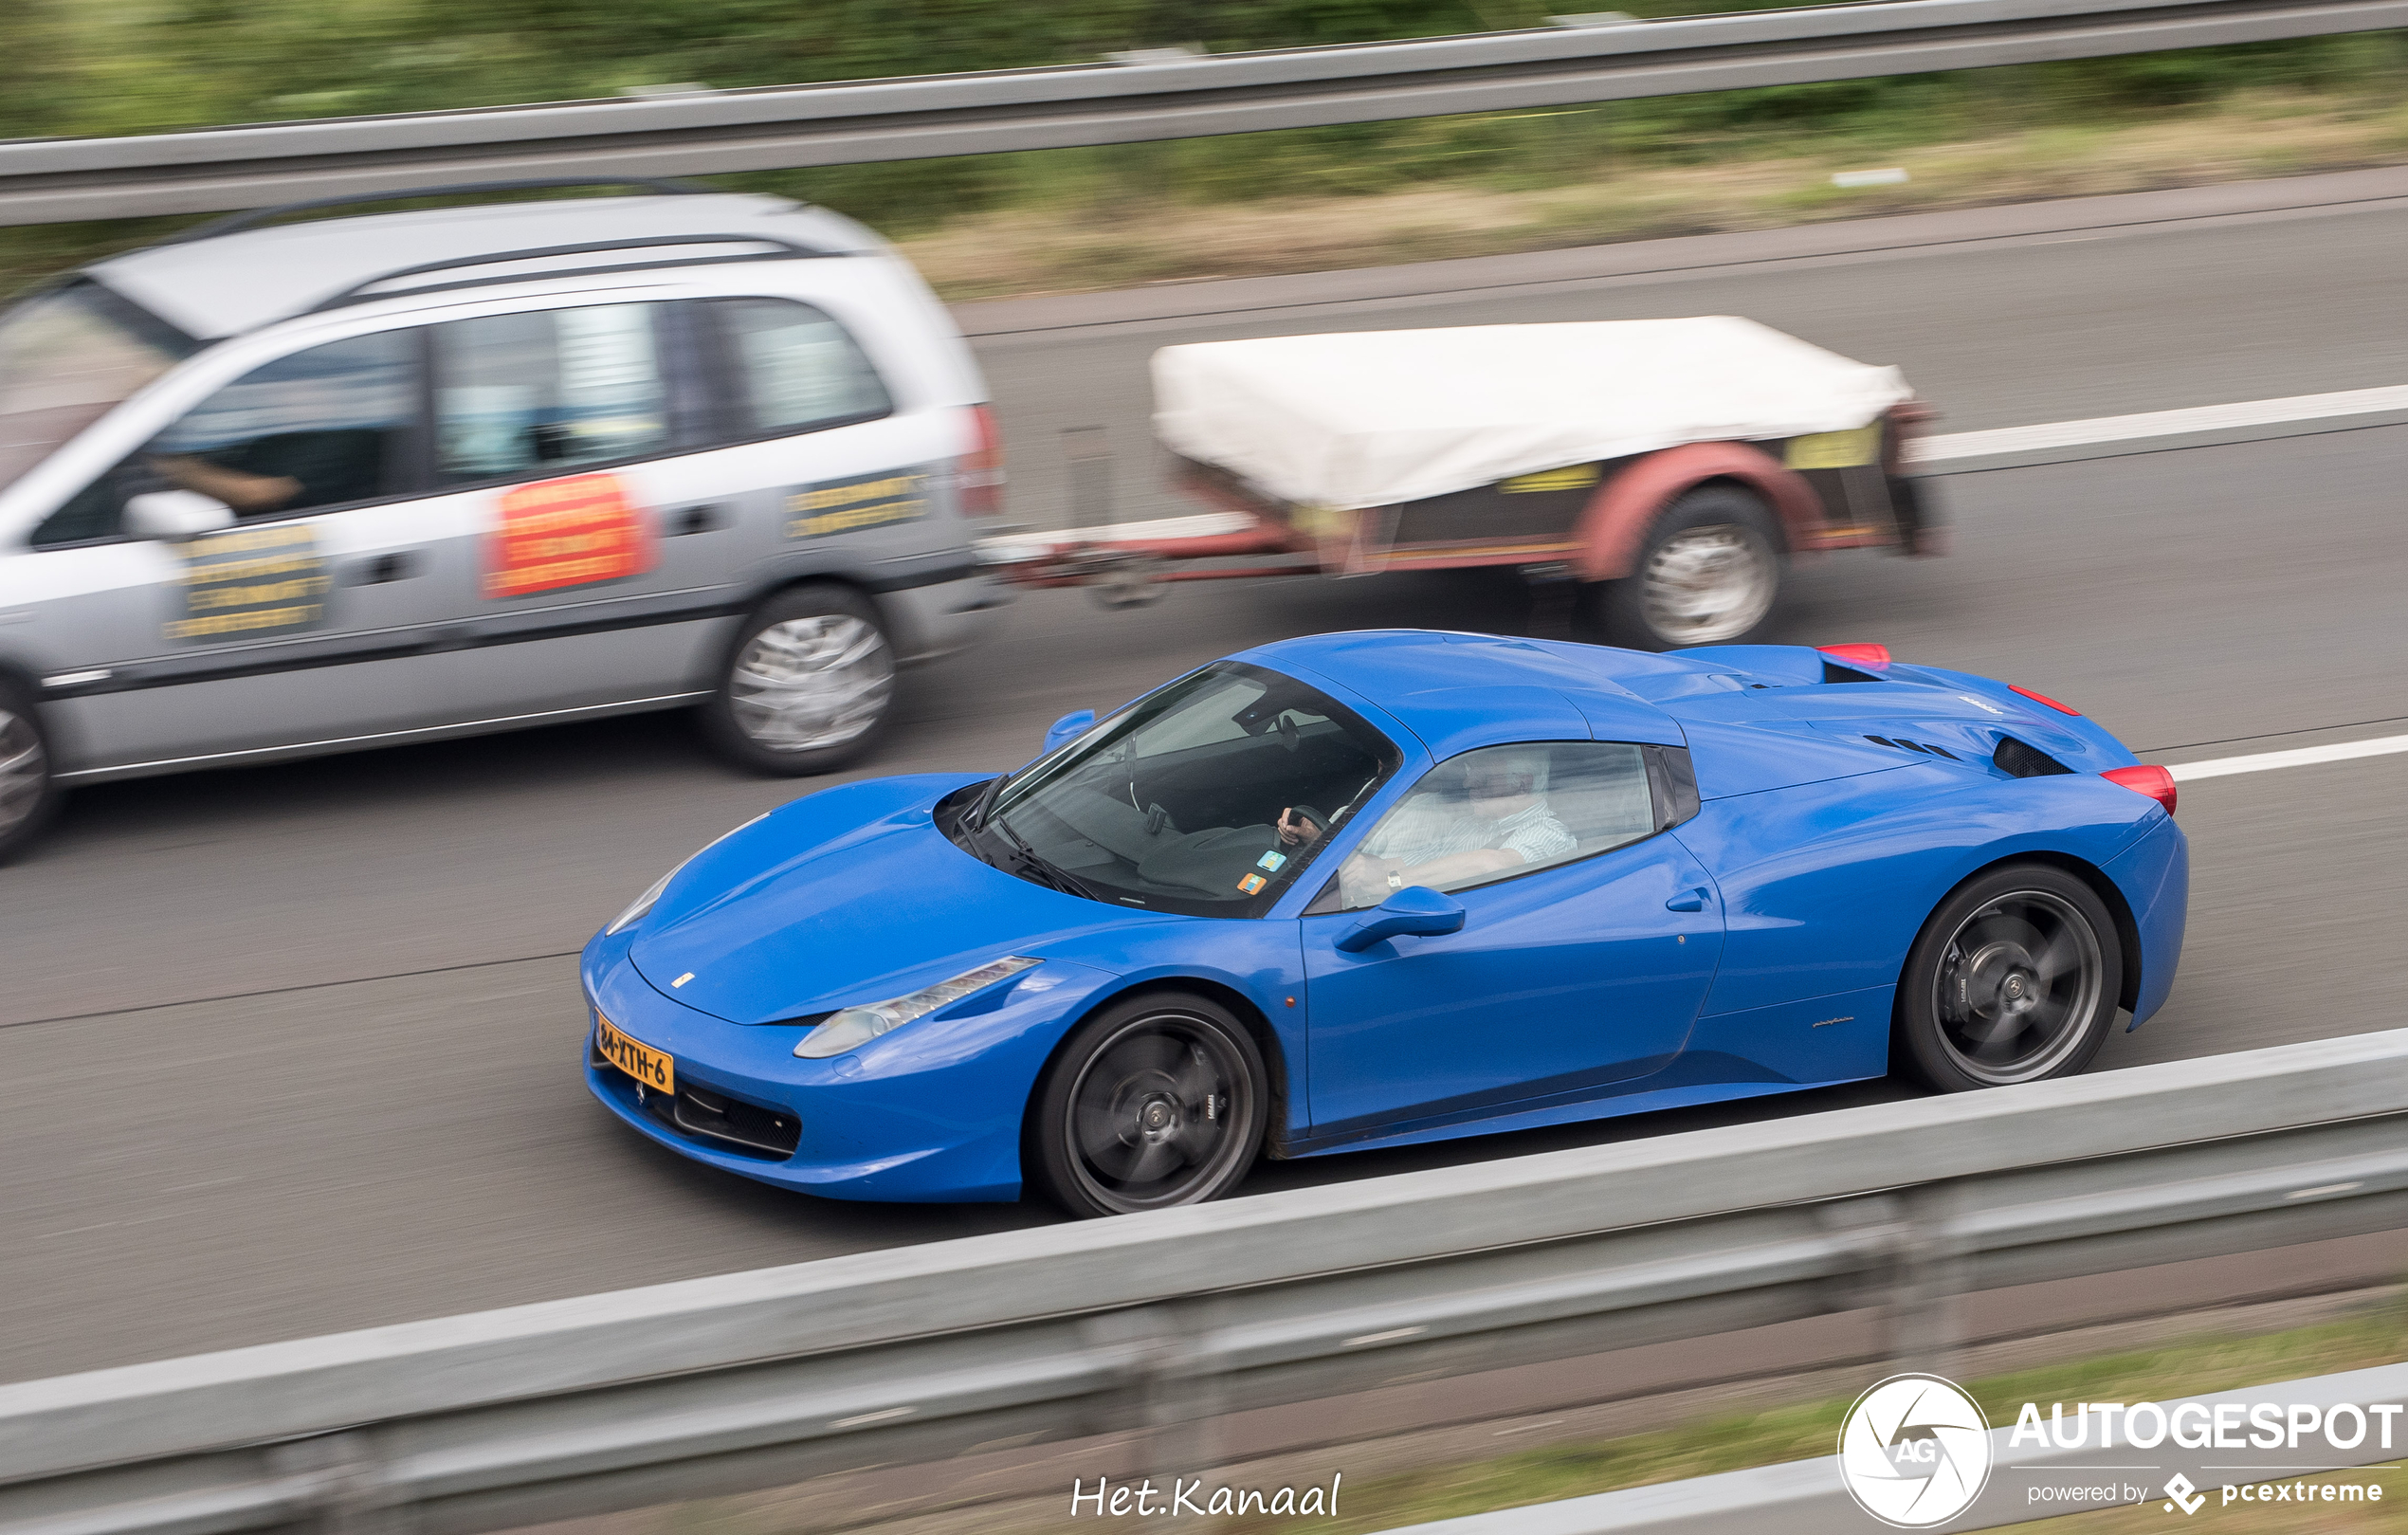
[1581,485,1782,649]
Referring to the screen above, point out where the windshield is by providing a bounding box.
[982,662,1401,916]
[0,281,197,497]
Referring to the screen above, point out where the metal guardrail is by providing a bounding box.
[5,1027,2408,1535]
[5,0,2407,225]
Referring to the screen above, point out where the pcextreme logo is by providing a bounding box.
[1838,1373,1995,1527]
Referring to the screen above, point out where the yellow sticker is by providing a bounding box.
[1499,464,1601,494]
[1784,427,1882,471]
[165,523,329,643]
[785,471,930,539]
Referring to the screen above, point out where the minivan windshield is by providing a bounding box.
[0,282,197,497]
[975,662,1401,917]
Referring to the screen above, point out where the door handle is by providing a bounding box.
[666,503,730,537]
[341,551,423,586]
[1665,886,1709,912]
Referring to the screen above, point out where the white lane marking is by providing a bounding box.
[1912,384,2408,463]
[2169,732,2408,782]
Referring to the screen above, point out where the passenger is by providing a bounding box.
[1342,750,1575,903]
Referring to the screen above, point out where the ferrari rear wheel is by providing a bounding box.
[1896,865,2123,1091]
[1030,993,1268,1217]
[1582,485,1783,650]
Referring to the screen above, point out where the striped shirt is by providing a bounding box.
[1362,795,1578,870]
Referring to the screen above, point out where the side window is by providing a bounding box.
[1330,741,1657,910]
[32,330,419,545]
[710,297,891,438]
[433,303,669,484]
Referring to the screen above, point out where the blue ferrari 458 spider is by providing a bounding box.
[583,631,2187,1216]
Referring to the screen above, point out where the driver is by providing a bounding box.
[1343,749,1576,903]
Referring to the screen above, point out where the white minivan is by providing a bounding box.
[0,182,1010,860]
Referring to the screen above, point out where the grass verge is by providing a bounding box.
[899,87,2408,302]
[1191,1293,2408,1535]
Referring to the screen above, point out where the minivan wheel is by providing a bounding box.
[1030,993,1268,1218]
[0,684,62,865]
[1581,485,1783,649]
[1895,864,2124,1092]
[701,584,895,776]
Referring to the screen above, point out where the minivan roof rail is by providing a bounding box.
[301,231,833,314]
[161,177,715,246]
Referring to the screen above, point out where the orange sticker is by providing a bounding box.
[484,474,653,599]
[1237,872,1268,894]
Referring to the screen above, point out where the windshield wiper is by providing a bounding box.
[985,813,1104,902]
[969,770,1011,830]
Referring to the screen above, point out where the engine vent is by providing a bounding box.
[1823,660,1884,684]
[1993,735,2073,778]
[1864,735,1961,761]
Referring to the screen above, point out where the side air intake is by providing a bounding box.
[1994,735,2073,778]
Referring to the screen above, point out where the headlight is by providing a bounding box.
[605,866,679,936]
[795,957,1043,1058]
[604,813,771,936]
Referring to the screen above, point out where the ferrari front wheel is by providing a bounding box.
[1895,865,2123,1091]
[1030,993,1268,1217]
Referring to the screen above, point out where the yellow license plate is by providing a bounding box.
[595,1014,674,1095]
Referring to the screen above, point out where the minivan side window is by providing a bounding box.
[31,329,420,546]
[433,303,670,484]
[709,297,891,438]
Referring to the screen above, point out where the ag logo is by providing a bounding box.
[1838,1373,1994,1527]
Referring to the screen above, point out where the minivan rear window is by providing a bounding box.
[709,297,891,439]
[0,281,198,497]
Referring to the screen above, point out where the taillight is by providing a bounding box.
[2102,764,2177,815]
[2010,684,2082,716]
[1817,643,1890,667]
[957,405,1005,517]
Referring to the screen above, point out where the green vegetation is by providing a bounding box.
[1183,1294,2408,1534]
[2,3,2403,301]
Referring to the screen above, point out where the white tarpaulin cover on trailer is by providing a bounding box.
[1151,318,1913,512]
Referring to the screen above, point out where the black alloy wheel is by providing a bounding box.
[1030,993,1268,1217]
[0,681,60,866]
[1896,864,2124,1091]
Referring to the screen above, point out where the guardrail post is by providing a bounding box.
[1815,1187,1966,1378]
[1884,1181,1970,1378]
[269,1429,395,1535]
[1080,1302,1225,1530]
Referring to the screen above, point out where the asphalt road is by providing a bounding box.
[6,171,2407,1385]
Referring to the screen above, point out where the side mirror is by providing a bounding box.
[1043,708,1097,754]
[1335,886,1467,953]
[124,490,234,540]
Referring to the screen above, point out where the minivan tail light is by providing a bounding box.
[2102,764,2177,815]
[2010,684,2082,716]
[958,405,1005,517]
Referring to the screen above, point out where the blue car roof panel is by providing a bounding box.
[1241,630,1686,758]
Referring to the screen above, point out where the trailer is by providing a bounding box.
[978,318,1943,649]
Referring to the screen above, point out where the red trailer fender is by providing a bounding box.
[1571,441,1822,583]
